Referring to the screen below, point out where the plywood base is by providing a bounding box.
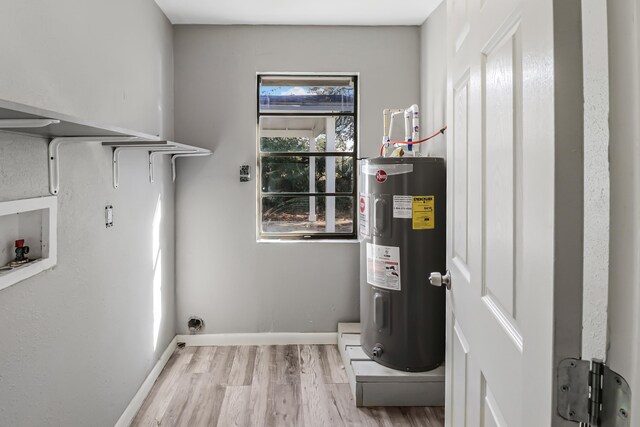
[337,323,445,407]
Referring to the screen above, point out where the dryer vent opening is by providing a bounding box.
[187,316,204,334]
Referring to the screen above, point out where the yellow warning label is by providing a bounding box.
[412,196,435,230]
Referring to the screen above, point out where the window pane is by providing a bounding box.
[261,156,309,193]
[260,136,310,153]
[259,116,355,153]
[261,196,354,234]
[261,156,354,194]
[259,76,354,113]
[315,156,354,193]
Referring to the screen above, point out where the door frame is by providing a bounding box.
[606,0,640,419]
[540,0,586,422]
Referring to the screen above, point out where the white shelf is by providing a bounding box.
[0,196,57,291]
[0,98,211,194]
[0,99,157,139]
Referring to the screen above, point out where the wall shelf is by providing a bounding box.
[0,196,57,291]
[0,99,212,194]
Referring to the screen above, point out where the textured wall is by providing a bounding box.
[173,25,421,334]
[419,1,447,158]
[0,1,176,426]
[581,0,610,362]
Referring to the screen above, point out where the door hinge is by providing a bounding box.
[557,358,631,426]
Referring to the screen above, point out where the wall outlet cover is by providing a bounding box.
[240,165,251,182]
[105,205,114,228]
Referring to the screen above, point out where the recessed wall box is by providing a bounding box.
[0,196,57,291]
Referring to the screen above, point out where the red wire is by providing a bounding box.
[379,126,447,156]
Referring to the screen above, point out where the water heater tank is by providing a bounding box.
[359,157,446,371]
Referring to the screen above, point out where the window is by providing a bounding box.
[257,75,358,240]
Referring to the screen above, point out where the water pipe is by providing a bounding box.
[380,104,443,157]
[404,104,420,153]
[378,126,447,157]
[382,108,403,156]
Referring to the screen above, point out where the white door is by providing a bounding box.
[443,0,584,425]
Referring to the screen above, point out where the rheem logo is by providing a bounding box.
[375,170,388,183]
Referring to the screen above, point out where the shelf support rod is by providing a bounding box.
[0,119,60,128]
[111,145,176,189]
[48,136,140,195]
[148,150,200,183]
[171,152,212,181]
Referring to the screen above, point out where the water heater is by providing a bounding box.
[359,157,446,372]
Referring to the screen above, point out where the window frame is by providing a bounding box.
[256,73,359,241]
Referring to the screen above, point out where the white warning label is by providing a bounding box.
[393,195,412,218]
[366,243,401,291]
[358,193,370,238]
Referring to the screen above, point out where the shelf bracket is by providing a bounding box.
[111,144,175,189]
[0,119,60,128]
[171,152,212,181]
[48,136,140,195]
[148,150,200,183]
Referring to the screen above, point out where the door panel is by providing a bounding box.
[444,0,584,425]
[481,378,508,427]
[452,0,470,51]
[447,0,524,424]
[453,74,470,268]
[482,19,520,320]
[451,319,469,427]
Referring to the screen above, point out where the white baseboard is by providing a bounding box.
[177,332,338,347]
[114,336,178,427]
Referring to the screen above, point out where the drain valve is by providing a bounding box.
[372,343,384,358]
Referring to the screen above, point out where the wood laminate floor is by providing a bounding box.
[131,345,445,427]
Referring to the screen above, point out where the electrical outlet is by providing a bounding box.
[240,165,251,182]
[105,205,114,228]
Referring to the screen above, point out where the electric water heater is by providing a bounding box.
[359,156,446,372]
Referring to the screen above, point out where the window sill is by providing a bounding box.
[256,238,360,244]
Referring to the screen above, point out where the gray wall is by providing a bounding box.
[0,1,176,426]
[173,25,420,333]
[419,1,447,158]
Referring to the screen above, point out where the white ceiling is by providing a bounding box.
[154,0,443,26]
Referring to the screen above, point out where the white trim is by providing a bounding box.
[256,239,359,244]
[177,332,338,347]
[255,72,360,243]
[257,71,361,77]
[114,336,178,427]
